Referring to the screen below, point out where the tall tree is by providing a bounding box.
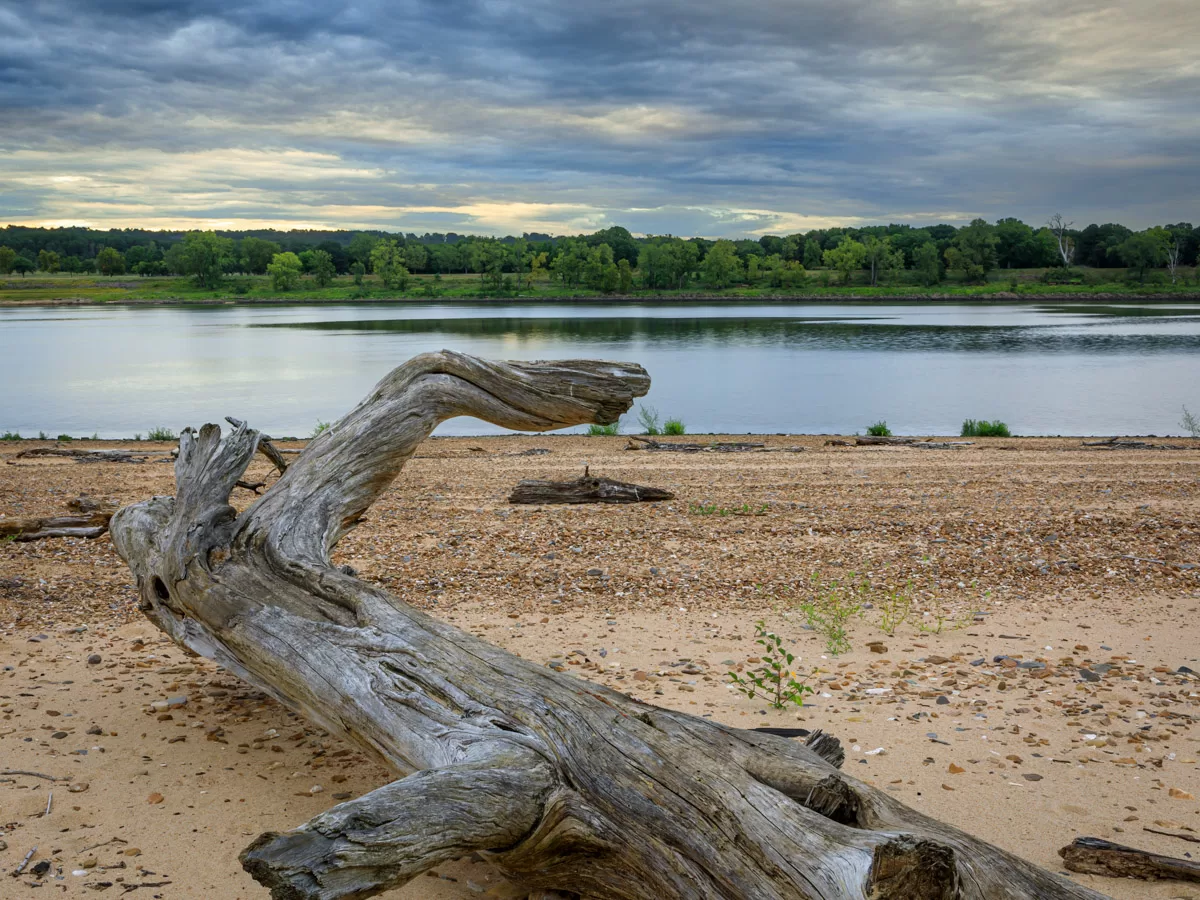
[347,233,379,272]
[861,235,902,286]
[944,219,998,282]
[802,239,823,269]
[267,252,303,291]
[1116,231,1165,281]
[174,231,234,288]
[823,237,867,284]
[309,248,336,288]
[700,239,743,288]
[96,246,126,276]
[0,245,16,274]
[912,241,941,286]
[371,239,411,291]
[37,249,61,272]
[241,237,282,275]
[1047,214,1075,267]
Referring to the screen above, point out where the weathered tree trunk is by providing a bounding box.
[108,351,1110,900]
[13,447,154,462]
[1060,837,1200,882]
[509,469,673,504]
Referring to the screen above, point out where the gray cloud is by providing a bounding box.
[1,0,1197,234]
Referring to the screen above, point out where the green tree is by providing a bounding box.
[944,219,998,282]
[583,243,619,292]
[347,233,379,271]
[267,252,303,291]
[240,237,281,275]
[37,249,61,273]
[745,255,759,284]
[912,242,941,286]
[95,247,126,276]
[0,246,16,274]
[403,243,428,273]
[551,239,589,288]
[803,239,824,269]
[618,258,633,293]
[861,235,902,286]
[309,248,336,288]
[11,255,34,276]
[1117,231,1166,281]
[350,261,366,287]
[701,239,743,288]
[371,239,411,290]
[823,238,867,284]
[662,238,700,289]
[174,231,234,288]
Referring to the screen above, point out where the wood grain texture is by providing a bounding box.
[108,350,1111,900]
[509,471,673,504]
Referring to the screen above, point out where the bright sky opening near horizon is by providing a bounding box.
[1,0,1197,237]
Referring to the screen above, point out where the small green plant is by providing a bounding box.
[961,418,1011,437]
[636,405,661,435]
[133,433,142,441]
[312,420,332,438]
[795,572,867,655]
[689,502,768,517]
[663,417,686,435]
[876,580,916,636]
[587,422,620,436]
[1183,406,1200,438]
[866,421,891,437]
[147,426,176,441]
[56,434,72,442]
[1,431,21,441]
[727,621,815,709]
[915,595,974,635]
[38,431,48,440]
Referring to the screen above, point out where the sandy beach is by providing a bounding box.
[2,434,1198,899]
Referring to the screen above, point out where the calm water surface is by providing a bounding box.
[2,301,1198,437]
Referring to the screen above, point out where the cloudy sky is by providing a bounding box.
[1,0,1197,237]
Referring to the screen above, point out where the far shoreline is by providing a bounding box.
[4,290,1200,308]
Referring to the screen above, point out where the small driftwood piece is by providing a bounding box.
[1081,438,1193,451]
[912,441,974,450]
[1059,836,1200,882]
[109,350,1109,900]
[0,496,117,542]
[854,436,915,446]
[509,467,673,504]
[626,436,765,452]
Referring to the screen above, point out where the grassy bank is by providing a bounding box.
[3,270,1200,306]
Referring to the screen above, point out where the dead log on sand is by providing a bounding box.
[1,496,117,541]
[509,467,673,504]
[1081,437,1193,451]
[109,350,1110,900]
[13,447,154,463]
[1060,836,1200,882]
[626,436,765,452]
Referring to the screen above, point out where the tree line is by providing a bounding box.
[1,218,1197,290]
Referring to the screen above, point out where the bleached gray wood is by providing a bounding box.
[509,469,673,504]
[108,350,1110,900]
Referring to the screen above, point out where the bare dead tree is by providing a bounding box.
[109,351,1111,900]
[1048,214,1076,267]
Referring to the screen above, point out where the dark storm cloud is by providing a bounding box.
[1,0,1197,233]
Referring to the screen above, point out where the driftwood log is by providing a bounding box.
[108,351,1110,900]
[12,447,154,463]
[1060,836,1200,882]
[0,496,117,541]
[627,436,766,452]
[509,468,674,504]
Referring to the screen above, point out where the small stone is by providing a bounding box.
[586,568,603,576]
[86,725,103,735]
[124,848,142,857]
[80,856,98,869]
[969,658,985,666]
[68,782,89,793]
[1079,669,1101,682]
[166,695,188,708]
[1168,788,1195,800]
[52,730,68,739]
[936,696,950,705]
[941,784,955,791]
[32,860,51,877]
[332,791,352,800]
[1021,773,1043,782]
[310,785,324,794]
[867,642,887,654]
[147,792,164,804]
[87,654,102,665]
[948,763,965,774]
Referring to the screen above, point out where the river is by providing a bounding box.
[2,300,1198,437]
